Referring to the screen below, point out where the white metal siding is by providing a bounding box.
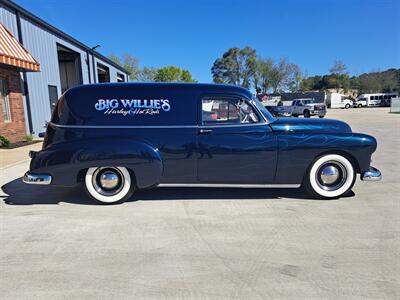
[0,5,18,37]
[1,6,128,136]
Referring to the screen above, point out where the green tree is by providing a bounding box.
[154,66,196,82]
[108,54,120,65]
[180,69,195,82]
[138,67,158,82]
[211,46,257,88]
[108,53,140,81]
[253,58,274,94]
[268,59,302,93]
[329,60,347,75]
[121,53,140,81]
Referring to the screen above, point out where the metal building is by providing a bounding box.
[0,0,129,136]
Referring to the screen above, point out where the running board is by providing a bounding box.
[158,183,301,188]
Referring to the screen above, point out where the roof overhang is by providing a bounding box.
[2,0,129,75]
[0,22,40,72]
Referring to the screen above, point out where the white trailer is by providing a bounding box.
[327,93,353,109]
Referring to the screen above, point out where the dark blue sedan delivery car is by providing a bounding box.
[23,83,381,203]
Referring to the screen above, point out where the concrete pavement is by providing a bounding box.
[0,142,42,170]
[0,108,399,299]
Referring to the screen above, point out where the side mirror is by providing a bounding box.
[38,132,45,138]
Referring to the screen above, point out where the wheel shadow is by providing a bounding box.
[1,177,354,206]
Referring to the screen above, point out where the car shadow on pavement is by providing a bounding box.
[1,177,354,205]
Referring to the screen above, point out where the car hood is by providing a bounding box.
[269,117,352,133]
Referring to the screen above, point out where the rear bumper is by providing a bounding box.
[23,171,52,185]
[361,166,382,181]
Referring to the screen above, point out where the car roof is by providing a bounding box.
[67,82,253,99]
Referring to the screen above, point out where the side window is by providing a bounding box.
[202,98,259,125]
[0,77,11,122]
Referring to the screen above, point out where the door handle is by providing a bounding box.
[199,128,213,134]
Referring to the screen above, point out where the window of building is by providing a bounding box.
[97,63,110,83]
[48,85,58,113]
[202,98,259,125]
[117,73,125,82]
[0,78,11,122]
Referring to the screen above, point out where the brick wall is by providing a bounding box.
[0,66,27,143]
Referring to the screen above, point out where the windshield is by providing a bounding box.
[303,99,316,104]
[251,97,276,123]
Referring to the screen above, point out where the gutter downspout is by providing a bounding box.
[86,50,91,83]
[16,11,33,134]
[91,51,96,83]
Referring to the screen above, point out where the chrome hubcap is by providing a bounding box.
[316,161,347,191]
[99,171,119,189]
[92,167,124,196]
[320,166,339,185]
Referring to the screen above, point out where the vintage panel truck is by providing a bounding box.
[23,83,381,203]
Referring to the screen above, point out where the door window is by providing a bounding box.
[202,98,259,125]
[0,78,11,122]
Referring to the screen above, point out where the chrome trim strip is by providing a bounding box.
[251,99,268,123]
[23,172,52,185]
[361,166,382,181]
[49,122,197,129]
[48,122,269,129]
[158,183,301,188]
[201,122,268,128]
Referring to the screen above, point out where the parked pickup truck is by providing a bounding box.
[23,83,381,203]
[289,98,326,118]
[266,98,326,118]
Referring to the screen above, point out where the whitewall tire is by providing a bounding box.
[85,166,134,204]
[304,154,355,198]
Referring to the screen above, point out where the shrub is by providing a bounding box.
[23,134,33,142]
[0,135,11,147]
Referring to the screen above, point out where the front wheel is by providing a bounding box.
[303,110,311,118]
[345,104,350,109]
[358,104,362,108]
[303,154,355,199]
[85,166,135,204]
[319,115,325,118]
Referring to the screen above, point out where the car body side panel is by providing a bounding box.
[274,132,377,184]
[31,126,198,187]
[197,124,277,183]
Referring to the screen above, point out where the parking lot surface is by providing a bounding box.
[1,108,399,299]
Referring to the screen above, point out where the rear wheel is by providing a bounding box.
[84,166,135,204]
[358,104,362,108]
[303,154,355,199]
[303,110,311,118]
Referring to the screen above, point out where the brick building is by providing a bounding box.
[0,22,39,142]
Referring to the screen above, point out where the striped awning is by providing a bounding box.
[0,22,40,72]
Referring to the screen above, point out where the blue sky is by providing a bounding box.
[16,0,400,82]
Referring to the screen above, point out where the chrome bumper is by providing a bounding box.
[23,172,52,185]
[361,167,382,181]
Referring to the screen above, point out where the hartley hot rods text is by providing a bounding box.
[95,98,171,116]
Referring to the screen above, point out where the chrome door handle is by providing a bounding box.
[199,129,213,134]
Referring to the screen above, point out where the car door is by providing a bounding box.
[197,96,277,184]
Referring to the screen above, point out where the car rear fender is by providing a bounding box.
[29,138,163,188]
